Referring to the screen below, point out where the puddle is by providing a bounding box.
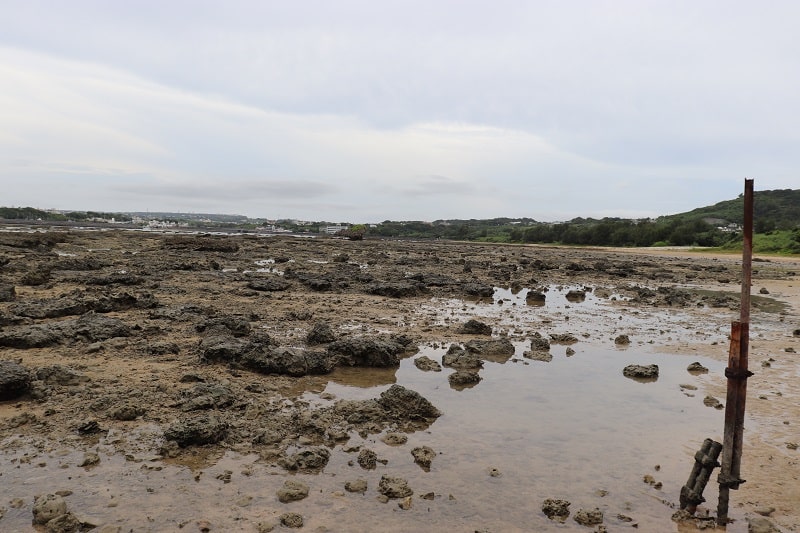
[421,285,734,345]
[1,340,747,532]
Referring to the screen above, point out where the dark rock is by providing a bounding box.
[524,350,553,362]
[180,383,235,411]
[463,283,494,297]
[53,257,106,271]
[460,319,492,336]
[378,385,441,421]
[163,414,228,447]
[464,338,515,362]
[615,334,631,345]
[21,267,51,286]
[687,361,709,373]
[75,420,102,435]
[247,278,291,292]
[549,333,578,344]
[574,508,603,526]
[448,370,482,389]
[279,513,303,528]
[109,402,146,421]
[382,433,408,446]
[280,447,331,472]
[441,345,483,370]
[306,322,336,345]
[35,365,89,386]
[378,475,412,498]
[357,448,377,470]
[530,334,551,352]
[0,324,62,348]
[0,360,32,400]
[565,290,587,302]
[240,346,334,376]
[147,341,180,355]
[541,499,571,522]
[411,446,435,471]
[703,396,724,409]
[367,282,419,298]
[526,290,546,304]
[197,316,251,337]
[414,355,442,372]
[327,336,408,367]
[623,364,659,380]
[0,284,15,301]
[200,335,249,362]
[84,272,143,286]
[70,313,131,342]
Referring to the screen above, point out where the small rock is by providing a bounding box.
[256,520,277,532]
[524,350,553,362]
[671,509,693,522]
[45,512,81,533]
[623,364,659,380]
[398,496,413,510]
[79,453,100,467]
[357,448,378,470]
[277,480,309,503]
[573,507,603,526]
[411,446,436,471]
[614,334,631,345]
[687,361,709,373]
[414,355,442,372]
[448,370,482,389]
[280,512,304,528]
[786,442,798,450]
[489,467,502,478]
[759,287,769,294]
[541,498,571,522]
[0,360,32,400]
[32,494,67,525]
[754,507,775,517]
[378,475,412,498]
[382,433,408,446]
[460,319,493,336]
[747,516,781,533]
[704,396,724,409]
[344,479,368,494]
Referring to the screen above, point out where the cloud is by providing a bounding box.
[1,2,799,221]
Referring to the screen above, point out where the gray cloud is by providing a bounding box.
[1,1,798,220]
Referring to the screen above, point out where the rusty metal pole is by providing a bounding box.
[717,178,754,525]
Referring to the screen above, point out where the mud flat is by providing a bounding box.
[1,228,798,531]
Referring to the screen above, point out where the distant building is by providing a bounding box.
[323,225,349,234]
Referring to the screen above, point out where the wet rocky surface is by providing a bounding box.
[1,229,798,531]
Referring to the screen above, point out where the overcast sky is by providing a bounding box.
[1,1,798,222]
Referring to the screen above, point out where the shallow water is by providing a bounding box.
[1,342,746,532]
[1,285,752,531]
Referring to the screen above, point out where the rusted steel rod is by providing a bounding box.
[717,179,754,525]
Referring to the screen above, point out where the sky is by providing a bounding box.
[1,1,798,223]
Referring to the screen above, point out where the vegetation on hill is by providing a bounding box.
[1,189,798,253]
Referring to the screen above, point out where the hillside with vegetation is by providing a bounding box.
[1,189,798,253]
